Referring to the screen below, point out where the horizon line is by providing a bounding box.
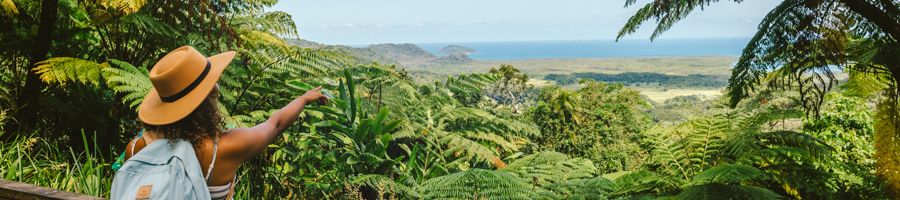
[287,36,753,47]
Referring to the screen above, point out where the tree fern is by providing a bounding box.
[619,0,891,111]
[500,151,607,199]
[420,169,534,200]
[647,115,729,179]
[503,151,596,186]
[376,72,538,169]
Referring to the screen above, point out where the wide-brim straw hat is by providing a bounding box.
[138,46,235,125]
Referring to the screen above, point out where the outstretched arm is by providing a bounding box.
[224,86,328,161]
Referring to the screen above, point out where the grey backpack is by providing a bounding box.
[110,139,210,200]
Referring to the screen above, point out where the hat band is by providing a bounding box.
[160,61,211,102]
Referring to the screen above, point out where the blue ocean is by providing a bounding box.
[417,38,749,60]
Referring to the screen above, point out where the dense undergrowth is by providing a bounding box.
[1,0,899,199]
[0,131,110,197]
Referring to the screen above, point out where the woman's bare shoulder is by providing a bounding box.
[123,137,145,161]
[217,128,266,161]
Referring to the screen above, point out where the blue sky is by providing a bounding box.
[271,0,781,45]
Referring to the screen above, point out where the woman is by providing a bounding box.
[113,46,327,199]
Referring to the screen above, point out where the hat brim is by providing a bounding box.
[138,51,235,125]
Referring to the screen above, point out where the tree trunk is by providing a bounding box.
[4,0,58,133]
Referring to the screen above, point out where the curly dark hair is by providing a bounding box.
[142,87,223,149]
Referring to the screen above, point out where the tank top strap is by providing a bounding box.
[205,136,219,181]
[129,137,139,157]
[129,130,145,157]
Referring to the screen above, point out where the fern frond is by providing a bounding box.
[503,151,596,187]
[677,183,781,200]
[101,0,147,14]
[420,169,534,200]
[34,57,106,86]
[444,107,538,137]
[1,0,18,16]
[459,131,518,153]
[504,151,570,170]
[685,116,728,171]
[351,174,419,199]
[842,70,889,98]
[611,170,680,196]
[231,11,298,37]
[118,13,178,36]
[692,164,765,185]
[741,130,833,164]
[101,59,150,109]
[435,131,504,168]
[240,30,288,48]
[617,0,744,41]
[648,115,729,179]
[644,126,692,180]
[543,177,616,199]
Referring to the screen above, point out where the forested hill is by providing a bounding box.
[287,39,473,66]
[439,45,476,56]
[545,72,729,88]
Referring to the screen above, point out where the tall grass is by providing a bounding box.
[0,130,367,199]
[0,131,112,197]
